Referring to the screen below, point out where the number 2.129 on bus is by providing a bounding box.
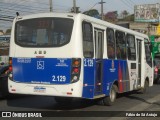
[8,13,153,105]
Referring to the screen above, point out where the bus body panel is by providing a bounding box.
[102,59,118,95]
[103,60,130,94]
[8,13,84,98]
[8,80,83,97]
[145,62,154,86]
[12,57,71,84]
[82,58,95,98]
[82,59,130,99]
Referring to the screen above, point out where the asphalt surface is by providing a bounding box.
[0,84,160,120]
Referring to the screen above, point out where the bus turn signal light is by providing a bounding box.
[9,57,13,80]
[73,60,80,66]
[71,58,81,83]
[73,68,79,73]
[9,57,13,72]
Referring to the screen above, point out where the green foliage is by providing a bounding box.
[0,30,4,33]
[5,29,11,34]
[105,11,118,21]
[119,14,134,21]
[83,9,100,18]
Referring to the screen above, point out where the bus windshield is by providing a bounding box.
[15,18,74,47]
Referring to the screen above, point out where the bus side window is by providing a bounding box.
[82,22,94,58]
[106,28,115,59]
[126,34,136,60]
[145,39,152,67]
[115,31,126,59]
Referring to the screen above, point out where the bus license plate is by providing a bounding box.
[34,86,46,93]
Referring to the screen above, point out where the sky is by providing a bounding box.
[0,0,160,32]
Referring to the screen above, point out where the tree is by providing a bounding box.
[0,30,4,35]
[121,10,129,18]
[105,11,118,22]
[119,14,134,22]
[5,29,11,35]
[83,9,100,19]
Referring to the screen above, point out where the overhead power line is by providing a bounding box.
[121,0,134,11]
[128,0,136,4]
[0,18,13,22]
[0,1,49,13]
[0,14,14,19]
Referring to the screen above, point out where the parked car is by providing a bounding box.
[0,65,23,98]
[0,65,9,98]
[0,35,10,48]
[0,47,9,98]
[0,35,10,98]
[154,57,160,84]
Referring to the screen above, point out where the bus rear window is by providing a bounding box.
[15,18,74,47]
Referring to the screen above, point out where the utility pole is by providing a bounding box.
[73,0,76,13]
[98,0,106,20]
[49,0,53,12]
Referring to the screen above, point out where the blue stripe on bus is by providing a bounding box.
[12,57,130,98]
[82,59,130,99]
[12,58,72,84]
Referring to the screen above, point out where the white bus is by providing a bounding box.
[8,13,153,105]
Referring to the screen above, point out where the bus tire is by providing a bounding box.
[103,85,117,106]
[140,80,149,94]
[97,98,104,105]
[54,97,72,104]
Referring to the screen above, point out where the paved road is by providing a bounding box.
[0,84,160,120]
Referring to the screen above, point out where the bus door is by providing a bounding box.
[94,29,104,95]
[137,39,142,87]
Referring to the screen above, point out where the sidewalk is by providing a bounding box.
[108,94,160,120]
[145,100,160,111]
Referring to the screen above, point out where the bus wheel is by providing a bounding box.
[97,98,104,105]
[103,85,117,106]
[140,80,149,94]
[54,97,72,104]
